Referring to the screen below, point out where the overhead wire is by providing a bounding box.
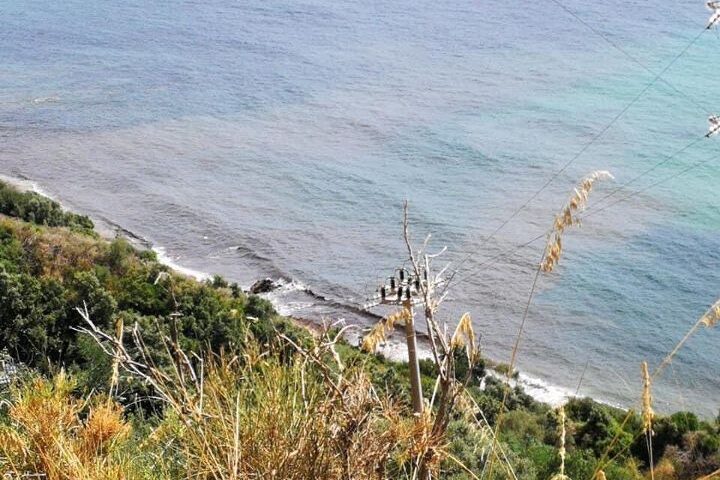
[581,149,719,221]
[365,4,714,308]
[451,145,718,286]
[546,0,711,116]
[449,136,717,288]
[445,11,710,284]
[446,0,709,267]
[589,135,706,209]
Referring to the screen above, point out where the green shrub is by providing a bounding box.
[0,181,94,235]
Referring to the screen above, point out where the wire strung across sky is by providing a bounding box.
[448,146,719,288]
[588,135,706,210]
[546,0,711,116]
[443,10,711,285]
[364,4,716,306]
[581,148,720,222]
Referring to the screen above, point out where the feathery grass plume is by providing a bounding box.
[699,298,720,327]
[361,308,411,353]
[541,170,614,272]
[596,470,607,480]
[109,316,124,397]
[642,361,655,480]
[654,296,720,379]
[450,313,478,362]
[551,405,571,480]
[641,361,654,433]
[0,372,137,479]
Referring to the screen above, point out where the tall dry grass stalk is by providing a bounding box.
[642,361,655,480]
[77,308,449,479]
[0,372,138,480]
[487,171,612,480]
[109,316,124,397]
[697,467,720,480]
[551,405,570,480]
[541,170,614,273]
[641,362,654,434]
[592,298,720,480]
[361,308,411,354]
[450,313,478,363]
[653,297,720,379]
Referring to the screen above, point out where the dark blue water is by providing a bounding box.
[2,0,719,415]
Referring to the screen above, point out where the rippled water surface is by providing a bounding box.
[2,0,719,415]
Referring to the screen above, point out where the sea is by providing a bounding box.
[2,0,719,416]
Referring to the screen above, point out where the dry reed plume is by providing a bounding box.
[541,170,614,272]
[487,171,613,479]
[76,308,449,479]
[642,361,656,480]
[699,298,720,327]
[361,308,412,353]
[654,296,720,379]
[641,361,654,433]
[450,313,478,363]
[551,405,570,480]
[0,372,137,480]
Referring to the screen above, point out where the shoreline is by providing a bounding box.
[0,173,599,410]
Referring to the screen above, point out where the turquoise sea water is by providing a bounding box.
[2,0,719,415]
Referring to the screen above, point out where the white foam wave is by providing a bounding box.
[514,372,575,407]
[152,246,211,281]
[31,96,60,105]
[0,174,53,199]
[275,301,316,316]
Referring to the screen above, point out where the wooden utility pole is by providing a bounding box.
[366,268,427,416]
[403,297,423,415]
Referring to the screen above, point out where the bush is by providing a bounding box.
[0,181,94,235]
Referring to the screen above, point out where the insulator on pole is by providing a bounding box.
[390,277,396,290]
[380,287,386,301]
[405,286,411,300]
[423,269,428,281]
[399,269,405,282]
[415,277,420,291]
[397,287,402,301]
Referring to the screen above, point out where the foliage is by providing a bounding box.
[0,214,281,403]
[0,181,94,235]
[0,372,156,480]
[0,182,718,479]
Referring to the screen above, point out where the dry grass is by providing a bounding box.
[550,405,570,480]
[654,296,720,379]
[149,353,420,479]
[361,308,411,354]
[699,299,720,328]
[541,171,614,273]
[641,362,654,434]
[642,361,656,480]
[0,372,138,480]
[75,308,451,480]
[0,339,448,480]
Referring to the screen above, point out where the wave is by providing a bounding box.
[0,173,53,200]
[152,246,211,281]
[31,96,60,105]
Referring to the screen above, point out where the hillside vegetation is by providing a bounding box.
[0,181,718,479]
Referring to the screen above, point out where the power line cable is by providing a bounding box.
[546,0,711,115]
[590,136,705,209]
[452,143,718,285]
[581,149,719,221]
[449,23,707,275]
